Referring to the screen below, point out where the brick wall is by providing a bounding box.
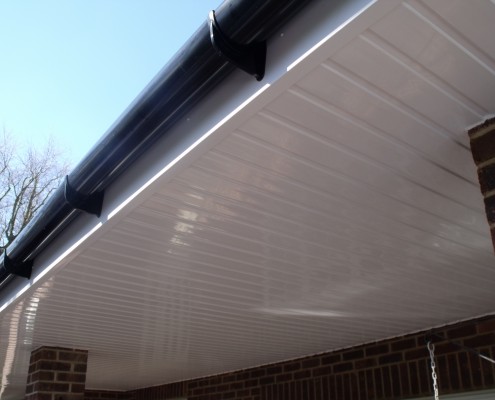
[469,117,495,251]
[84,390,133,400]
[26,346,88,400]
[130,382,187,400]
[85,315,495,400]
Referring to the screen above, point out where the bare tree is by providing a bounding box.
[0,131,69,254]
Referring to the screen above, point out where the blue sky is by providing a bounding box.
[0,0,219,166]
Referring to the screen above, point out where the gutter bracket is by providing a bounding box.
[3,252,33,279]
[209,10,266,81]
[64,176,104,217]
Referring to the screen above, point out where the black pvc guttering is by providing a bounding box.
[0,0,313,290]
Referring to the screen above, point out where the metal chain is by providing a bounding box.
[427,341,440,400]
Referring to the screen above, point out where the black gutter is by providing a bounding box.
[0,0,313,290]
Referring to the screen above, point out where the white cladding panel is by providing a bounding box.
[1,0,495,397]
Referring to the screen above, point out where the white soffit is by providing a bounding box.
[1,0,495,397]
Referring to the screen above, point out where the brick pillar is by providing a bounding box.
[25,346,88,400]
[469,117,495,251]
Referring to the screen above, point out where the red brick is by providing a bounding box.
[366,343,389,356]
[244,379,258,388]
[196,379,209,388]
[59,351,88,363]
[374,369,383,398]
[71,383,86,393]
[321,354,341,365]
[74,363,87,373]
[283,362,301,372]
[435,342,460,354]
[294,369,311,380]
[382,366,392,398]
[464,333,495,348]
[405,348,427,361]
[204,385,217,394]
[379,352,403,364]
[437,355,450,392]
[26,383,35,394]
[350,373,359,400]
[250,368,265,378]
[478,164,495,195]
[469,119,495,165]
[469,117,495,137]
[480,347,495,386]
[417,358,431,394]
[334,362,353,373]
[31,371,55,382]
[362,369,373,399]
[193,387,204,395]
[355,357,376,369]
[31,348,57,363]
[312,366,331,377]
[229,381,243,391]
[322,376,330,399]
[483,195,495,225]
[447,354,461,391]
[234,372,249,383]
[221,375,236,384]
[37,361,72,372]
[276,373,292,383]
[391,338,416,351]
[266,366,282,376]
[472,143,495,166]
[447,324,477,339]
[329,374,338,399]
[302,357,320,368]
[56,372,86,383]
[391,365,401,397]
[26,393,53,400]
[29,363,37,374]
[209,376,222,385]
[478,318,495,333]
[259,376,274,386]
[250,387,261,396]
[236,388,249,397]
[343,349,364,361]
[34,381,70,392]
[399,364,410,397]
[408,362,419,394]
[470,352,483,388]
[313,377,323,400]
[458,352,472,389]
[85,390,123,399]
[357,371,366,398]
[307,377,316,399]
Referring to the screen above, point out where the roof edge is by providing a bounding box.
[0,0,313,290]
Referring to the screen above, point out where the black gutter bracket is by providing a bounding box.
[3,252,33,279]
[64,176,104,217]
[209,10,266,81]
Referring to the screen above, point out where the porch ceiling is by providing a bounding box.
[1,0,495,397]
